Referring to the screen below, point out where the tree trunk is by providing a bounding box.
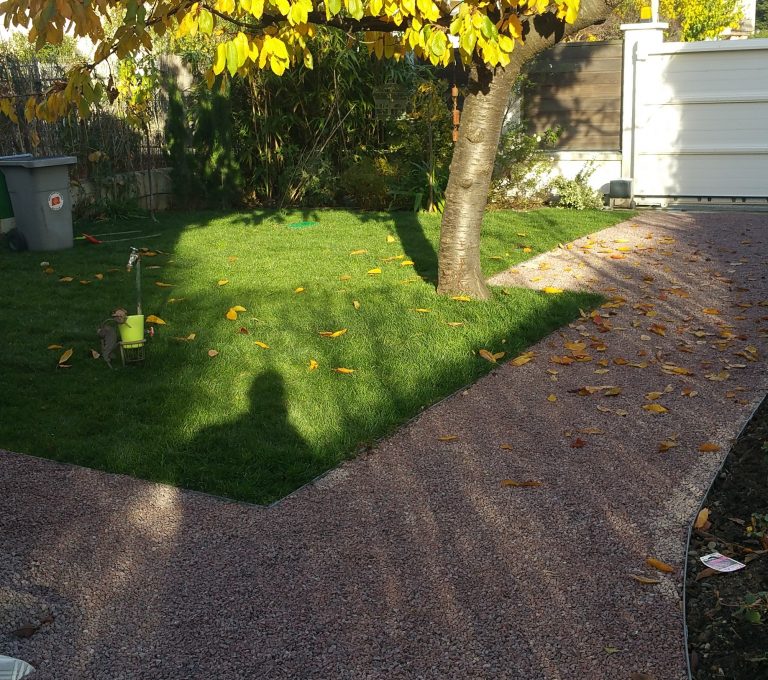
[437,0,614,298]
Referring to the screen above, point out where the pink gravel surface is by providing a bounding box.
[2,210,768,680]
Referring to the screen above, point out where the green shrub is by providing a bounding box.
[548,165,604,210]
[340,156,398,210]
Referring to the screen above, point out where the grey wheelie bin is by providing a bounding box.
[0,154,77,251]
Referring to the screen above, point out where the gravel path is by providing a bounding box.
[2,211,768,680]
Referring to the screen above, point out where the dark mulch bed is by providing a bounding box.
[686,396,768,680]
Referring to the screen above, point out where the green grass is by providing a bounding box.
[0,208,629,503]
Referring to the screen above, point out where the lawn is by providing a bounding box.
[0,208,628,504]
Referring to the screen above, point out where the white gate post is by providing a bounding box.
[620,22,668,198]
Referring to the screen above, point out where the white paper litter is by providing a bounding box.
[700,551,746,573]
[0,655,35,680]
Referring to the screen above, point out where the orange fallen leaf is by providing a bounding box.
[645,557,675,573]
[501,479,542,488]
[479,349,497,363]
[571,438,587,448]
[500,443,513,450]
[208,349,219,357]
[332,367,355,374]
[438,435,458,442]
[694,508,710,529]
[658,440,679,452]
[145,315,166,325]
[58,349,73,365]
[565,341,586,353]
[682,388,698,397]
[649,324,666,337]
[643,404,668,414]
[661,363,694,376]
[551,355,575,365]
[630,575,661,585]
[254,341,270,349]
[308,359,319,371]
[510,352,534,367]
[698,442,721,453]
[703,308,721,315]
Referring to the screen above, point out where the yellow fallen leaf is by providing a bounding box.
[367,268,381,275]
[451,295,472,302]
[94,273,104,280]
[682,388,699,398]
[522,247,532,253]
[208,349,219,357]
[332,367,355,374]
[547,394,557,403]
[414,308,431,313]
[47,344,63,350]
[702,308,721,315]
[542,287,563,294]
[643,403,668,414]
[386,235,396,243]
[350,249,368,256]
[493,352,505,361]
[551,355,575,365]
[630,575,661,585]
[565,341,586,353]
[645,392,664,401]
[400,260,414,267]
[90,349,100,359]
[479,349,497,363]
[695,508,710,529]
[339,274,351,281]
[319,329,347,338]
[516,232,528,237]
[145,315,166,325]
[698,442,721,453]
[226,309,238,320]
[155,281,173,288]
[510,352,534,367]
[59,276,73,282]
[231,305,246,312]
[501,479,542,487]
[58,348,73,365]
[706,371,730,382]
[649,324,666,336]
[294,287,305,293]
[500,443,513,450]
[661,363,694,376]
[218,279,229,286]
[437,435,458,442]
[645,557,675,573]
[658,440,679,452]
[353,300,361,310]
[254,341,270,349]
[444,322,464,327]
[308,359,319,371]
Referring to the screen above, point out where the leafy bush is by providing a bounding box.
[339,156,398,210]
[548,165,604,210]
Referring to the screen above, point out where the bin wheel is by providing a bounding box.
[6,228,27,252]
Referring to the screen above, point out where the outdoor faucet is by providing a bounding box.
[126,247,140,272]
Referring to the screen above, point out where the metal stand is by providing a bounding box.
[119,339,146,366]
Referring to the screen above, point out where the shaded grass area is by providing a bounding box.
[0,208,628,503]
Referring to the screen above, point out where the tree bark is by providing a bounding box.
[437,0,615,298]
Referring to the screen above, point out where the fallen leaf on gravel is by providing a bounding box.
[604,646,621,654]
[579,427,604,435]
[603,387,622,396]
[695,567,719,581]
[551,355,575,365]
[645,557,675,573]
[565,341,586,353]
[630,673,657,680]
[510,352,534,367]
[571,438,587,448]
[500,443,513,450]
[706,370,730,382]
[438,435,458,442]
[501,479,542,487]
[658,439,679,453]
[643,404,668,414]
[682,388,699,397]
[12,623,39,639]
[613,357,628,365]
[576,385,618,396]
[649,324,667,336]
[662,363,694,376]
[698,442,721,453]
[702,308,721,315]
[695,508,710,529]
[547,394,558,403]
[645,392,663,401]
[630,575,661,585]
[208,349,219,357]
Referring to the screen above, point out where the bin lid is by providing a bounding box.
[0,155,77,168]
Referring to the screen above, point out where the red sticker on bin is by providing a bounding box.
[48,192,64,211]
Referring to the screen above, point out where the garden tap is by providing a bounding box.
[126,247,140,272]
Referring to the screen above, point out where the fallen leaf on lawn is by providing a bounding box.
[702,308,721,315]
[501,479,542,487]
[294,287,305,293]
[547,394,558,403]
[698,442,721,453]
[350,249,368,255]
[695,508,710,529]
[500,443,513,450]
[173,333,196,342]
[225,309,238,320]
[94,273,103,280]
[332,367,355,374]
[168,298,186,303]
[658,439,679,452]
[479,349,498,363]
[645,557,675,573]
[522,247,532,253]
[414,308,431,313]
[451,295,472,302]
[542,287,563,294]
[231,305,246,312]
[493,351,505,360]
[59,276,73,282]
[253,341,270,349]
[90,349,100,359]
[339,274,351,281]
[571,438,587,448]
[47,344,63,350]
[208,349,219,357]
[367,268,381,275]
[510,352,534,367]
[238,327,249,335]
[630,575,661,585]
[58,349,73,365]
[438,435,458,442]
[309,359,319,370]
[445,321,464,327]
[353,300,361,310]
[155,281,173,288]
[643,404,668,414]
[400,260,414,267]
[145,315,166,325]
[217,279,229,286]
[227,255,238,263]
[329,329,348,338]
[551,355,575,365]
[386,235,396,243]
[706,371,730,382]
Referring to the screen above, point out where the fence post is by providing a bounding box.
[619,22,668,194]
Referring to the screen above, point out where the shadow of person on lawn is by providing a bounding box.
[182,369,312,504]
